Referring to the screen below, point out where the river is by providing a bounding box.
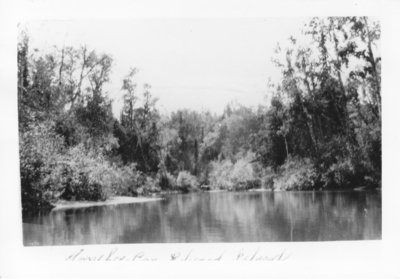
[23,190,381,245]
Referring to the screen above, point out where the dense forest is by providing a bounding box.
[18,17,381,214]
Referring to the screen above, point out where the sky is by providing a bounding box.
[24,18,308,115]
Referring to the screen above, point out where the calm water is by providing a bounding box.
[23,191,381,245]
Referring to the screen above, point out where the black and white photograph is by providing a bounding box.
[1,0,400,278]
[18,17,381,245]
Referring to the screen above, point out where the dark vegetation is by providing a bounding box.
[18,17,381,214]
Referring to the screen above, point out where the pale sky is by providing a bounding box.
[24,18,307,115]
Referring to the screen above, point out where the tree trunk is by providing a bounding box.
[363,17,381,119]
[284,135,289,158]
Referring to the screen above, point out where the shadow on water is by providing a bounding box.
[23,191,381,245]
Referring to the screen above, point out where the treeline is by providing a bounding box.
[18,17,381,214]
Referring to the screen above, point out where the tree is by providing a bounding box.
[267,16,381,188]
[117,70,161,173]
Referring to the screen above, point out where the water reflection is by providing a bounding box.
[23,191,381,245]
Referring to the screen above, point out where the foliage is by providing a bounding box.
[262,16,381,189]
[208,152,260,191]
[176,171,199,193]
[116,71,160,173]
[157,171,177,190]
[19,120,65,212]
[273,158,319,191]
[18,17,381,214]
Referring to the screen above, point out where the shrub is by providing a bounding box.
[56,144,112,201]
[61,170,106,201]
[208,152,260,191]
[260,169,276,190]
[20,119,151,205]
[209,160,234,190]
[111,163,141,196]
[176,171,198,192]
[19,121,65,211]
[158,171,177,190]
[137,175,161,195]
[273,158,319,191]
[34,141,143,202]
[231,156,259,190]
[320,157,368,189]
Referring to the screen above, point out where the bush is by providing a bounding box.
[231,156,259,190]
[111,164,142,196]
[19,121,66,211]
[176,171,198,192]
[20,118,162,208]
[60,170,106,201]
[158,171,177,190]
[20,123,144,204]
[58,145,159,200]
[209,160,234,190]
[320,157,369,189]
[271,155,376,191]
[273,158,319,191]
[260,169,276,190]
[137,175,161,195]
[208,152,260,191]
[55,144,113,201]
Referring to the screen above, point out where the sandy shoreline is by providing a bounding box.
[52,196,162,211]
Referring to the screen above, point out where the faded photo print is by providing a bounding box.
[18,18,381,246]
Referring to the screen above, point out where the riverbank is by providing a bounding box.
[53,196,162,211]
[32,182,379,215]
[22,157,379,215]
